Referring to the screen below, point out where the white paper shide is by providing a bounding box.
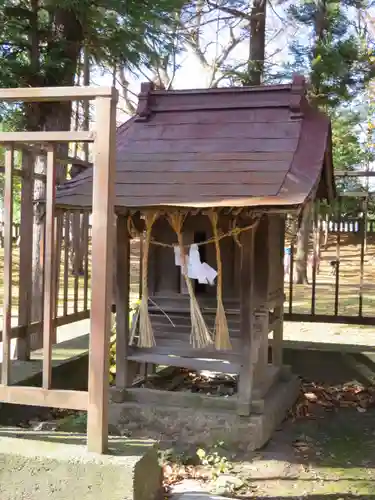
[174,244,217,286]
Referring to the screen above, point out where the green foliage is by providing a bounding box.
[0,0,186,131]
[0,0,185,86]
[0,0,189,128]
[330,107,375,217]
[332,109,369,172]
[56,412,87,432]
[280,1,374,218]
[0,121,22,222]
[282,0,374,109]
[196,442,232,478]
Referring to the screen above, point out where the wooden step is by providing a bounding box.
[127,351,241,375]
[128,344,242,362]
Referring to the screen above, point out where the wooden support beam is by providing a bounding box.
[16,150,34,361]
[272,214,285,368]
[83,212,90,311]
[1,146,14,385]
[6,143,92,169]
[0,131,95,143]
[87,94,117,454]
[339,191,370,198]
[237,223,257,416]
[122,387,237,412]
[0,86,115,102]
[253,309,269,388]
[115,216,132,389]
[42,146,57,389]
[63,213,70,316]
[272,306,283,367]
[335,170,375,178]
[0,386,88,410]
[0,310,91,343]
[72,212,80,312]
[53,214,63,323]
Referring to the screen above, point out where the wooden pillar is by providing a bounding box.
[87,92,117,454]
[82,212,90,311]
[253,308,269,389]
[42,146,57,389]
[272,305,284,367]
[52,212,63,339]
[16,150,34,361]
[63,212,70,316]
[115,215,136,390]
[2,145,14,385]
[273,215,285,368]
[237,224,257,416]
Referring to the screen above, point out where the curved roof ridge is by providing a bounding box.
[55,76,335,211]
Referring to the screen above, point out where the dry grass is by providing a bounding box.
[285,234,375,318]
[0,239,141,320]
[2,233,375,327]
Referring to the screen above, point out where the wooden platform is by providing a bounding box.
[130,305,280,360]
[0,334,89,387]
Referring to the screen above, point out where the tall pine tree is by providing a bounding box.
[283,0,374,283]
[0,0,185,327]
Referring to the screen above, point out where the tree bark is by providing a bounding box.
[246,0,266,86]
[27,4,84,335]
[70,46,90,276]
[293,0,327,282]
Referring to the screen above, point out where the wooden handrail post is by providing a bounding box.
[1,145,14,385]
[87,93,117,454]
[42,146,57,389]
[16,150,34,360]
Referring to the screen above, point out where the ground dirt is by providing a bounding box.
[163,407,375,500]
[4,347,375,500]
[160,349,375,500]
[231,408,375,498]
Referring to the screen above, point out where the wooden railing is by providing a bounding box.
[0,85,118,454]
[0,221,92,247]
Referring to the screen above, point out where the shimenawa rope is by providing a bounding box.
[168,212,213,348]
[209,210,232,350]
[129,211,158,347]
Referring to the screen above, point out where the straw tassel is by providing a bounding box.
[209,211,232,350]
[169,213,213,348]
[129,211,158,347]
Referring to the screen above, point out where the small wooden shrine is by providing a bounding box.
[55,75,335,444]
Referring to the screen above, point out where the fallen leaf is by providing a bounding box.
[305,392,318,402]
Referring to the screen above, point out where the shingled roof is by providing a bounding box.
[55,75,335,211]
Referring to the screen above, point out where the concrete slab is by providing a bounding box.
[0,427,162,500]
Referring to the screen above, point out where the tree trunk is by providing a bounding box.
[30,102,72,343]
[70,46,90,276]
[247,0,266,86]
[313,208,321,273]
[27,4,83,334]
[294,0,327,284]
[295,201,313,284]
[31,155,46,324]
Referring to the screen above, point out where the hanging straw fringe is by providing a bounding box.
[209,211,232,350]
[168,213,213,349]
[129,211,159,347]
